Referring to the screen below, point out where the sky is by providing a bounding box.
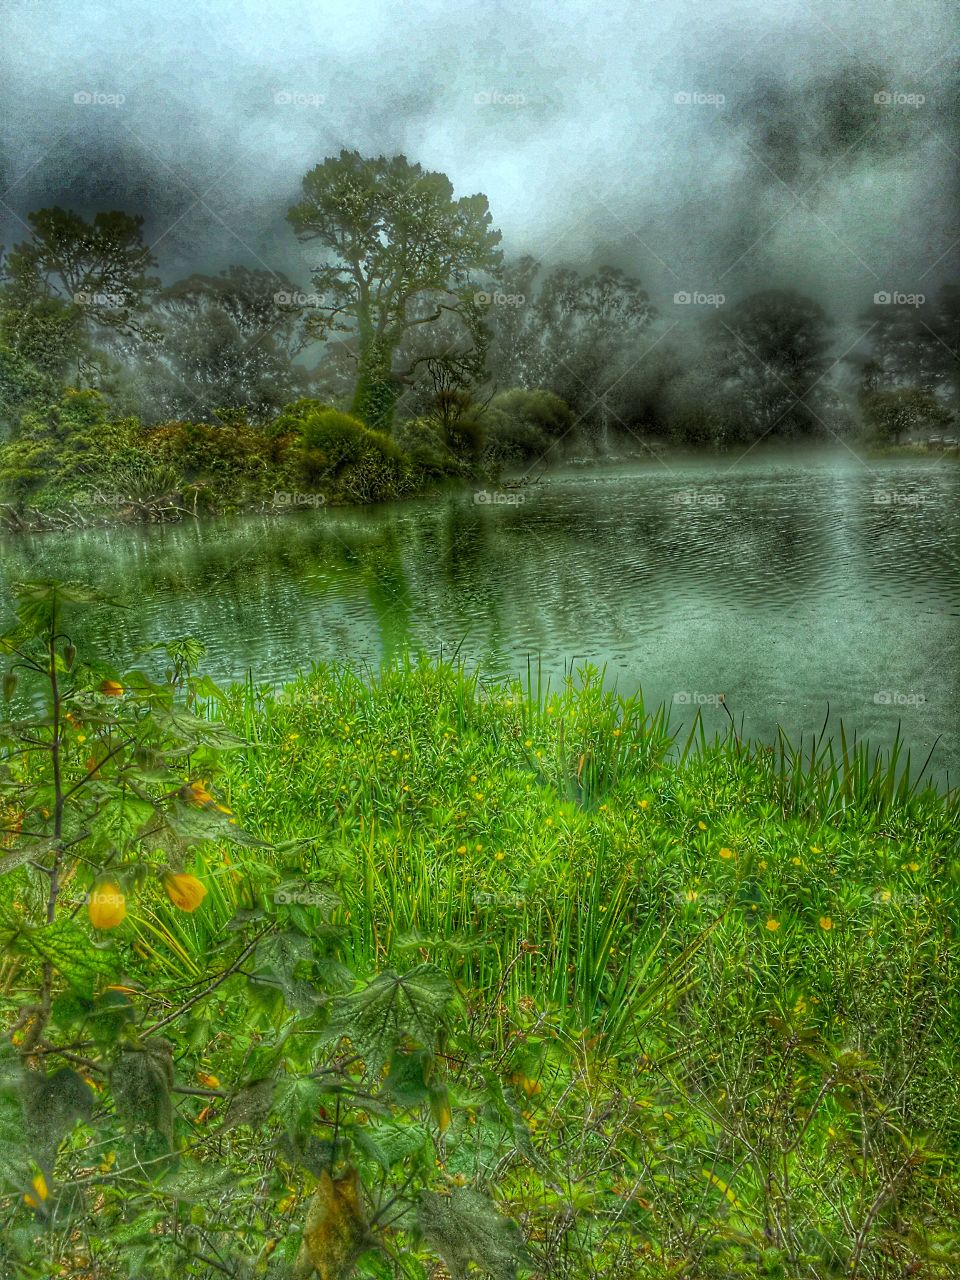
[1,0,957,327]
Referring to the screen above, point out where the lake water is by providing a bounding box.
[3,450,958,784]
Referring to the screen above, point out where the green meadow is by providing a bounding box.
[2,586,958,1278]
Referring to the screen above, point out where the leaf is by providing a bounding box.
[416,1187,528,1280]
[327,965,456,1076]
[0,836,62,877]
[294,1168,371,1280]
[17,916,115,993]
[701,1167,744,1209]
[0,1064,30,1191]
[273,1074,324,1146]
[157,1160,244,1204]
[249,928,320,1015]
[4,580,119,641]
[109,1040,174,1147]
[381,1050,434,1108]
[164,799,270,849]
[150,705,245,751]
[354,1121,431,1172]
[222,1077,275,1132]
[22,1067,94,1174]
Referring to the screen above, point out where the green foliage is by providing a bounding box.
[861,386,953,442]
[5,206,159,340]
[288,150,502,432]
[0,583,544,1280]
[0,389,148,505]
[483,387,575,461]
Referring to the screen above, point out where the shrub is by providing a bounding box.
[0,389,145,506]
[482,387,575,460]
[142,418,298,509]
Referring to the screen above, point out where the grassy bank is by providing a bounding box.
[3,641,960,1279]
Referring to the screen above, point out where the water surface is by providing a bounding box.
[3,450,958,782]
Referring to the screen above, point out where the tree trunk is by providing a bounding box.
[351,333,398,434]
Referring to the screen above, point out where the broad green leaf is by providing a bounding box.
[415,1187,529,1280]
[327,965,456,1076]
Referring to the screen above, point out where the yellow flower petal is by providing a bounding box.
[163,873,207,913]
[88,882,126,930]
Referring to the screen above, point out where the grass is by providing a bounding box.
[178,657,960,1276]
[7,654,960,1278]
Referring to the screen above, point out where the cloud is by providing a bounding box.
[1,0,956,317]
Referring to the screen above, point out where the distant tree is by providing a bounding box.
[5,208,159,344]
[711,289,833,438]
[287,151,502,433]
[926,285,960,404]
[860,302,946,394]
[484,261,655,445]
[861,387,953,443]
[481,388,575,462]
[656,358,742,446]
[130,266,311,423]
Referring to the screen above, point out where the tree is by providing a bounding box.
[711,289,833,438]
[484,261,655,446]
[861,387,953,443]
[5,208,159,346]
[860,301,945,394]
[287,151,502,433]
[129,266,312,423]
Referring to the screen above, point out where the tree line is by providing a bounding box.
[1,149,957,512]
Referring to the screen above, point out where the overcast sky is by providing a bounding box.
[1,0,957,324]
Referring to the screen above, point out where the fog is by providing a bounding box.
[1,0,957,323]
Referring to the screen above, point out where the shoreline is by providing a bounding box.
[2,440,956,535]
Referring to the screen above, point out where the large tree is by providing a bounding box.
[287,151,502,433]
[861,387,953,443]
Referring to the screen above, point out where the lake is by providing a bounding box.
[3,449,958,784]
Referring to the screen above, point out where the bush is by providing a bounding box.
[482,387,575,461]
[0,389,147,507]
[266,401,417,503]
[143,418,297,509]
